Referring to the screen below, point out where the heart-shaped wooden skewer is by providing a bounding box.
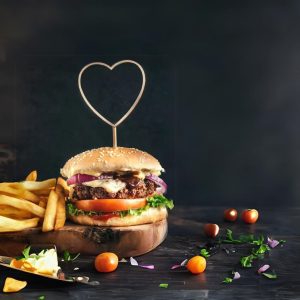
[78,60,146,147]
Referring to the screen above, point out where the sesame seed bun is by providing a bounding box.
[68,207,167,227]
[61,147,163,178]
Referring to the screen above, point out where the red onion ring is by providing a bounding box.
[67,173,168,194]
[146,174,167,194]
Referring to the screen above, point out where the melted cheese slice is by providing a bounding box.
[82,179,126,193]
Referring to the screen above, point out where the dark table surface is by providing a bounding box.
[0,206,299,300]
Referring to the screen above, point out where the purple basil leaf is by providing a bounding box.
[171,259,188,270]
[267,237,280,248]
[139,264,155,270]
[130,257,154,269]
[258,264,270,274]
[130,257,138,266]
[170,264,181,270]
[233,272,241,280]
[180,259,188,266]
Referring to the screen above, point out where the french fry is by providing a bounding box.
[0,184,40,203]
[3,277,27,293]
[0,173,68,233]
[21,190,40,203]
[4,179,56,192]
[57,177,70,196]
[0,216,39,232]
[42,190,58,232]
[19,178,56,191]
[0,195,45,218]
[54,185,66,230]
[38,199,47,208]
[0,206,32,219]
[25,170,37,181]
[33,188,53,198]
[39,196,49,201]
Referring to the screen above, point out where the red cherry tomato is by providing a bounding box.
[94,252,119,273]
[224,208,238,222]
[204,223,219,238]
[242,209,259,224]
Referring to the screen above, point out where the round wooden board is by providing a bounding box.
[0,219,168,257]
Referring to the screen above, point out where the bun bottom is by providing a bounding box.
[68,207,168,227]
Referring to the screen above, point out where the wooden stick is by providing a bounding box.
[112,126,117,148]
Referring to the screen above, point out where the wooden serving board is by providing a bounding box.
[0,220,167,257]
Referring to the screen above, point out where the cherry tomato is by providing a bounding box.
[186,256,206,274]
[242,209,259,224]
[224,208,238,222]
[94,252,119,273]
[204,223,219,238]
[75,198,146,212]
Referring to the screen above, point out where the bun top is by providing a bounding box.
[61,147,164,178]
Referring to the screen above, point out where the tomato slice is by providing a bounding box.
[75,198,147,212]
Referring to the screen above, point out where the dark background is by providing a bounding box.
[1,1,300,207]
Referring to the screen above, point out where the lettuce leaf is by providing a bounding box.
[146,194,174,209]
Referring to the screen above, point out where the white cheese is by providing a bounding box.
[82,179,126,193]
[25,248,59,277]
[134,171,146,179]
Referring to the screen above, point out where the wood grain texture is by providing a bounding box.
[0,206,299,300]
[0,219,168,257]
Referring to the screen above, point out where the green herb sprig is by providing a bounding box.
[62,251,80,262]
[220,229,285,283]
[200,248,210,258]
[262,272,277,279]
[22,246,31,259]
[222,229,264,246]
[17,246,45,261]
[240,242,270,268]
[222,277,233,284]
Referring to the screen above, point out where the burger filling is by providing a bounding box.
[72,178,156,200]
[66,172,173,220]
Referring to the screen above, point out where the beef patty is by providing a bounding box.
[72,178,156,200]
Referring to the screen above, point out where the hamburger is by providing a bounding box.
[60,147,173,227]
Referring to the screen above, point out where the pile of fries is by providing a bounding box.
[0,170,69,233]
